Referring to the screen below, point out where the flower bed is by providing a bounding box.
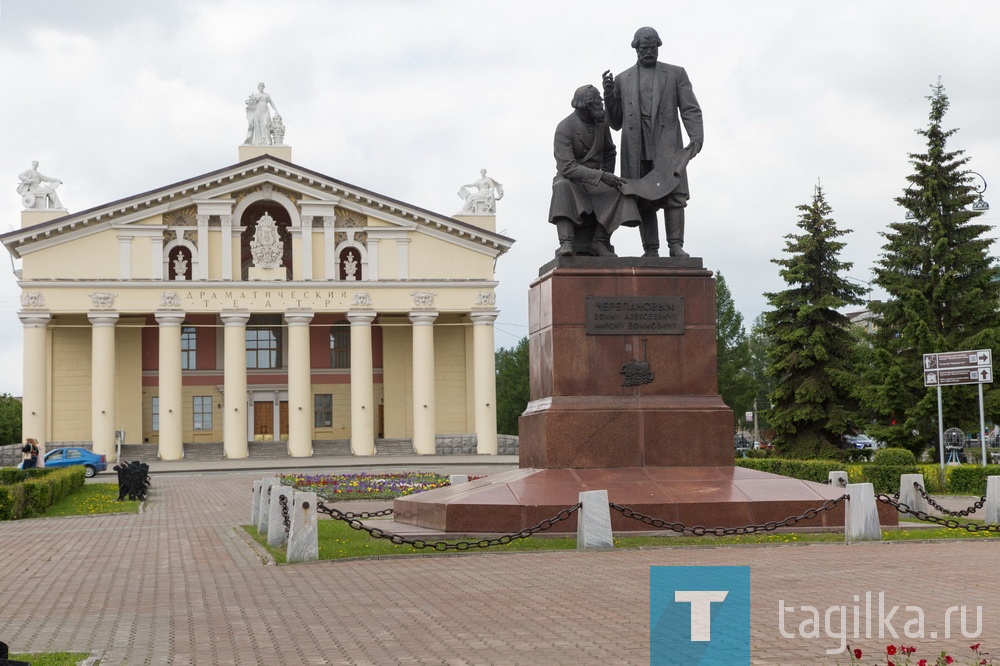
[282,472,473,501]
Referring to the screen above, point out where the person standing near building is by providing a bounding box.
[603,26,703,258]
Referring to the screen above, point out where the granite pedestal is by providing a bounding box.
[394,257,896,532]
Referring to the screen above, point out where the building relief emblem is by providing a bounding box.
[336,208,366,228]
[163,230,177,244]
[165,207,197,226]
[21,292,45,308]
[474,290,496,307]
[89,292,118,309]
[261,182,274,200]
[160,292,182,307]
[250,212,284,269]
[351,292,372,308]
[183,230,198,246]
[411,291,437,308]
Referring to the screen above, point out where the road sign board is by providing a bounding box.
[923,349,993,386]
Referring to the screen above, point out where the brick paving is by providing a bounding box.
[1,472,998,665]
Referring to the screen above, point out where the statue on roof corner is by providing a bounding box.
[457,169,503,215]
[244,82,281,145]
[17,161,65,210]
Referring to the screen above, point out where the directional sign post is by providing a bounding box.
[923,349,993,470]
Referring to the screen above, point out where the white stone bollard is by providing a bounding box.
[267,485,295,548]
[577,490,614,550]
[257,477,281,536]
[985,476,1000,525]
[828,471,848,489]
[845,483,882,543]
[449,474,469,486]
[287,491,319,563]
[898,473,929,515]
[251,480,264,525]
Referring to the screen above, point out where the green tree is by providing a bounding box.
[763,184,866,458]
[495,337,529,435]
[862,81,1000,456]
[0,393,22,446]
[715,272,754,426]
[746,314,775,436]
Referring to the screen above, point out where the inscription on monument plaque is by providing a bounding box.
[585,296,684,335]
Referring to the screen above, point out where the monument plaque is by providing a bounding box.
[585,296,684,335]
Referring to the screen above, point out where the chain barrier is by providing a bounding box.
[333,507,395,520]
[609,496,849,536]
[875,494,1000,533]
[279,493,291,534]
[316,500,581,551]
[912,482,985,517]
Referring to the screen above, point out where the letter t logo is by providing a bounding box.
[674,590,729,641]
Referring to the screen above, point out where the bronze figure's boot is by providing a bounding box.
[638,206,659,257]
[665,207,689,258]
[555,219,575,257]
[589,224,617,257]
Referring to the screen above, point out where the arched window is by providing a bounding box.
[330,321,350,369]
[181,326,197,370]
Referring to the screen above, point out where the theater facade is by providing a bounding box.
[3,143,513,461]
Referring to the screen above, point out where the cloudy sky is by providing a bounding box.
[1,0,998,395]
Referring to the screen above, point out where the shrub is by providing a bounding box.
[946,465,1000,495]
[873,448,917,466]
[860,465,918,494]
[735,458,845,483]
[0,467,86,520]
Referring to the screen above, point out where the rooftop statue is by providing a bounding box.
[603,26,703,257]
[244,82,281,145]
[457,169,503,215]
[18,161,65,210]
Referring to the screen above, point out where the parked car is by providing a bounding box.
[844,434,883,450]
[40,447,107,477]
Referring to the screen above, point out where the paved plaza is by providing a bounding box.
[1,464,998,665]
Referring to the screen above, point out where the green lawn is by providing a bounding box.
[246,515,999,564]
[43,482,141,518]
[8,653,92,666]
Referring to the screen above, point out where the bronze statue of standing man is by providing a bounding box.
[603,26,703,257]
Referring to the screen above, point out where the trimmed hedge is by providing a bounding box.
[0,466,86,520]
[946,465,1000,495]
[735,458,845,483]
[873,448,917,466]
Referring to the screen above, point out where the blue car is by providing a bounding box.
[41,447,108,478]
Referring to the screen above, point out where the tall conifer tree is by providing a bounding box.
[763,185,865,457]
[862,81,1000,455]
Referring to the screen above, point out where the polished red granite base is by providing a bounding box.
[393,466,899,533]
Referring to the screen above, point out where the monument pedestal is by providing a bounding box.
[394,257,894,532]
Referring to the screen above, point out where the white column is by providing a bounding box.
[396,237,410,279]
[221,215,233,281]
[197,215,209,280]
[348,310,376,456]
[89,312,119,458]
[155,311,185,461]
[367,238,380,281]
[19,312,51,458]
[300,216,313,280]
[151,235,164,280]
[323,216,336,280]
[221,311,250,458]
[286,310,314,457]
[409,311,437,455]
[470,310,499,455]
[118,236,133,280]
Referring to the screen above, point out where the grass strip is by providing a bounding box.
[43,482,141,518]
[8,653,92,665]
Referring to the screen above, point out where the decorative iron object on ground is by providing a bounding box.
[316,500,580,551]
[114,460,150,501]
[875,493,1000,532]
[609,496,850,536]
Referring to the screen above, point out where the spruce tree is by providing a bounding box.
[715,272,754,426]
[863,81,1000,455]
[495,337,529,435]
[763,185,866,457]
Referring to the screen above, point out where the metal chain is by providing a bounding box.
[912,482,986,517]
[609,496,849,536]
[875,494,1000,533]
[336,507,395,520]
[823,477,848,488]
[316,500,581,551]
[278,493,291,534]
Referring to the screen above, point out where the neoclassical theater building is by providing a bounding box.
[3,133,513,461]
